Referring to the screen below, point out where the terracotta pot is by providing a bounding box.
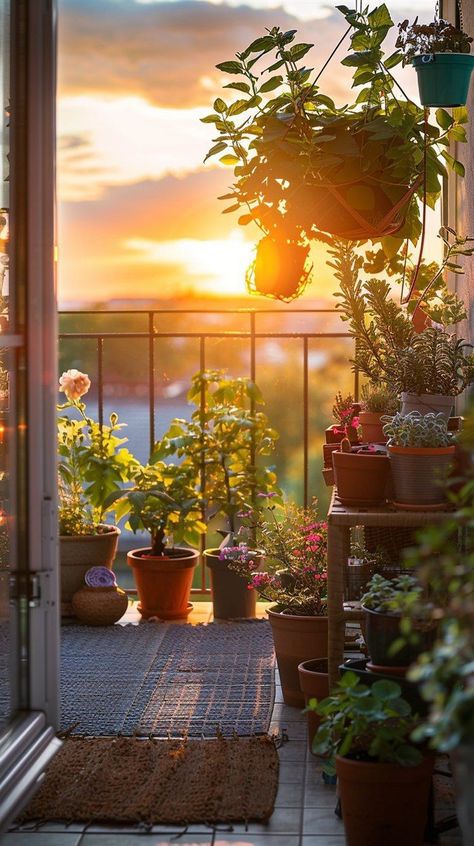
[71,585,129,626]
[247,236,311,302]
[332,451,390,507]
[336,753,434,846]
[127,546,198,620]
[204,548,259,619]
[60,525,120,617]
[358,411,387,444]
[325,425,358,445]
[400,391,453,420]
[362,606,437,668]
[323,442,342,467]
[298,658,329,750]
[388,445,455,507]
[267,609,328,707]
[451,745,474,845]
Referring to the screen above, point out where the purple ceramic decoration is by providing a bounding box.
[85,566,117,588]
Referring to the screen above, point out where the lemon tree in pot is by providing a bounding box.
[163,370,280,619]
[58,369,137,616]
[397,16,474,108]
[203,5,468,301]
[230,500,328,707]
[382,411,455,508]
[105,458,205,620]
[309,671,434,846]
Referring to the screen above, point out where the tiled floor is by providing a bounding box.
[1,603,464,846]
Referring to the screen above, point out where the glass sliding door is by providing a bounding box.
[0,0,60,829]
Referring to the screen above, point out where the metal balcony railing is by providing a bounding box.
[59,307,356,593]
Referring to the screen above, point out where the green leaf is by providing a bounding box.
[247,36,274,53]
[384,51,403,69]
[213,98,227,114]
[223,82,251,94]
[265,58,285,73]
[453,106,469,124]
[222,202,240,213]
[372,679,402,701]
[259,75,283,93]
[200,114,220,124]
[204,141,227,162]
[228,99,251,116]
[436,108,454,130]
[289,43,313,61]
[215,60,243,75]
[368,4,393,29]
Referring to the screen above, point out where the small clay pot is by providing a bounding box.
[332,451,391,507]
[359,411,387,444]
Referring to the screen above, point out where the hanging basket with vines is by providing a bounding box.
[202,3,468,300]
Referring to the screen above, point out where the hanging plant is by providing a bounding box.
[246,232,312,301]
[202,4,467,300]
[396,14,474,108]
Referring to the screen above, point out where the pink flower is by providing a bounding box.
[351,416,360,428]
[59,368,91,401]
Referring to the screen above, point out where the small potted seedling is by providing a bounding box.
[397,16,474,107]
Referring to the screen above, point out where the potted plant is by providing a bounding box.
[105,457,205,620]
[359,384,399,444]
[382,411,455,508]
[164,369,280,619]
[332,438,391,508]
[57,369,137,616]
[309,671,434,846]
[325,392,360,445]
[397,16,474,108]
[230,500,328,707]
[402,447,474,845]
[361,573,435,673]
[203,6,467,299]
[334,237,474,420]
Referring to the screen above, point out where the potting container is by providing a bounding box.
[127,546,198,619]
[267,609,328,707]
[332,451,390,507]
[298,658,329,750]
[71,585,129,626]
[362,606,436,668]
[247,236,311,301]
[60,525,120,617]
[413,53,474,108]
[358,411,387,444]
[336,753,434,846]
[388,445,455,507]
[400,391,453,420]
[340,658,427,716]
[204,549,259,619]
[452,745,474,846]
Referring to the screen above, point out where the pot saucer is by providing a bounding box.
[391,500,452,512]
[138,601,193,620]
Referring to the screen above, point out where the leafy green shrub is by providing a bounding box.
[382,411,453,448]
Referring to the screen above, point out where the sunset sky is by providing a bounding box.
[57,0,438,305]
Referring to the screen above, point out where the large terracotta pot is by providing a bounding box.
[60,525,120,617]
[336,753,434,846]
[204,549,259,619]
[267,609,328,707]
[298,658,329,750]
[127,546,198,620]
[388,445,455,507]
[332,451,390,507]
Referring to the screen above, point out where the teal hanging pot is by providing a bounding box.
[413,53,474,107]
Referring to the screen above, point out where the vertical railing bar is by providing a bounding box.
[97,337,104,429]
[148,311,156,455]
[250,312,256,511]
[303,336,309,509]
[199,336,207,593]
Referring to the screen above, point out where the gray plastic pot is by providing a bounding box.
[400,392,453,421]
[388,446,455,507]
[204,549,259,619]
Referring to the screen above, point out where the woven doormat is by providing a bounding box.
[20,735,279,825]
[60,620,275,737]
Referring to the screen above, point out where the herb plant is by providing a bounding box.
[382,411,453,448]
[361,383,399,414]
[310,671,423,767]
[397,18,473,63]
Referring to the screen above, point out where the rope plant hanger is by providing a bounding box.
[203,2,468,300]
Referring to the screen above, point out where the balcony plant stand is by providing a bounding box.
[326,491,453,689]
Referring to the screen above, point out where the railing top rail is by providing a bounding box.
[59,307,341,315]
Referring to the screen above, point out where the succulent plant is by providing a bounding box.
[381,411,453,448]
